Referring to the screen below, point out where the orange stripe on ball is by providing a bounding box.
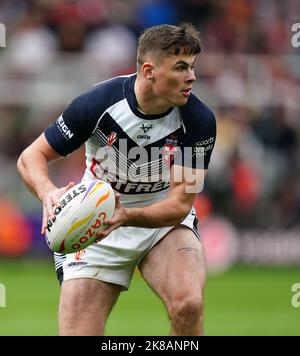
[96,191,110,208]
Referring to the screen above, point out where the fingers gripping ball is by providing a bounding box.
[45,180,115,253]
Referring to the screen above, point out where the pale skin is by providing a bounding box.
[17,51,207,336]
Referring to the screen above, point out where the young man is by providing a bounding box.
[17,23,216,336]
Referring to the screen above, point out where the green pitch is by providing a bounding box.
[0,259,299,335]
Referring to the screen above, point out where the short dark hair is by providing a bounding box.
[137,23,202,66]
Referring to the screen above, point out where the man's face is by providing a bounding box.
[151,53,197,107]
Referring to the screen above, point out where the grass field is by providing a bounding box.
[0,259,299,336]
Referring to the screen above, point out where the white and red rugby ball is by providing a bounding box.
[45,180,115,254]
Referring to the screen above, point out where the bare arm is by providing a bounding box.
[17,133,60,199]
[99,165,206,237]
[17,133,74,233]
[126,166,206,227]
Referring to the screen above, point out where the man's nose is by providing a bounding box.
[186,69,196,82]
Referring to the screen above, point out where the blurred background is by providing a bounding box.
[0,0,300,335]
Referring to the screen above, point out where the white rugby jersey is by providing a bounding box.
[45,74,216,207]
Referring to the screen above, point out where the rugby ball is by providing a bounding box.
[45,180,115,254]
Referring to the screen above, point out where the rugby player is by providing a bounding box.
[17,23,216,336]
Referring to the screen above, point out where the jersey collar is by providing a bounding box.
[124,74,174,120]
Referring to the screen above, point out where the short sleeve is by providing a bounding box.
[174,96,217,170]
[44,96,95,156]
[44,77,127,156]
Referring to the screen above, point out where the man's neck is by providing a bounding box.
[134,77,171,115]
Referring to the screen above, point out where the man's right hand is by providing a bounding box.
[41,181,75,234]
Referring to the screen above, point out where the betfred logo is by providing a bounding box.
[111,180,170,194]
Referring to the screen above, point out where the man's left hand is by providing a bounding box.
[96,193,129,240]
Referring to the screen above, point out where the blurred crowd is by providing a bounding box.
[0,0,299,55]
[0,0,300,233]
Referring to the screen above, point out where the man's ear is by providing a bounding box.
[141,63,154,80]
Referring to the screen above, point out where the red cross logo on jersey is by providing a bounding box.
[163,135,178,166]
[163,145,177,166]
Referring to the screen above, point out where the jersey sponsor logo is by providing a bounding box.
[111,181,170,194]
[193,137,215,157]
[46,184,87,233]
[197,137,215,146]
[137,134,151,139]
[193,146,205,157]
[57,116,74,140]
[90,136,205,188]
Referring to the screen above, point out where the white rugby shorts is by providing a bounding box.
[54,209,199,290]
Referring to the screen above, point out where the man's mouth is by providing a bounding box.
[182,88,192,97]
